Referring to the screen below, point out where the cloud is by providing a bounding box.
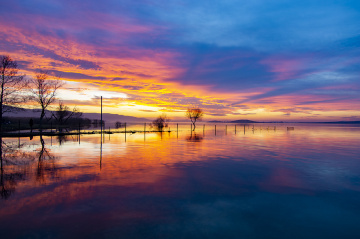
[47,70,104,80]
[1,0,360,120]
[231,112,256,116]
[296,97,354,106]
[166,44,274,91]
[139,109,157,113]
[0,39,100,70]
[342,116,360,120]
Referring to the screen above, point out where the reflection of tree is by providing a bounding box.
[0,137,34,200]
[186,133,203,142]
[0,135,61,199]
[57,134,68,145]
[36,135,57,183]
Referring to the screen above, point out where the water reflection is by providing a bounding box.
[0,137,33,199]
[57,134,68,145]
[0,125,360,238]
[36,135,58,183]
[0,135,61,200]
[186,133,203,142]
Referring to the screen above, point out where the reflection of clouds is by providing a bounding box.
[159,199,252,237]
[0,125,359,238]
[159,192,359,238]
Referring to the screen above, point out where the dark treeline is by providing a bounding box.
[2,116,92,132]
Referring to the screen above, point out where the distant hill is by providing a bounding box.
[313,121,360,124]
[3,107,150,123]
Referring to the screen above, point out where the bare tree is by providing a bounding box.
[51,101,82,132]
[30,70,64,130]
[0,55,27,133]
[151,114,169,131]
[52,101,82,124]
[186,108,203,131]
[115,121,123,129]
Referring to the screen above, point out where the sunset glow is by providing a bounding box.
[1,0,360,121]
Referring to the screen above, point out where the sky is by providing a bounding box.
[1,0,360,121]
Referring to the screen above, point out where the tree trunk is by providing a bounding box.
[39,108,45,134]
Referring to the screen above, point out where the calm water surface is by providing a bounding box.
[1,124,360,238]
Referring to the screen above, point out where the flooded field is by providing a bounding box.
[1,124,360,238]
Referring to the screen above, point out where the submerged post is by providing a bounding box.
[235,124,236,134]
[215,125,216,136]
[125,122,127,142]
[100,134,102,170]
[101,96,103,135]
[18,120,20,147]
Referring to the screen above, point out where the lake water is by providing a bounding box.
[1,124,360,239]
